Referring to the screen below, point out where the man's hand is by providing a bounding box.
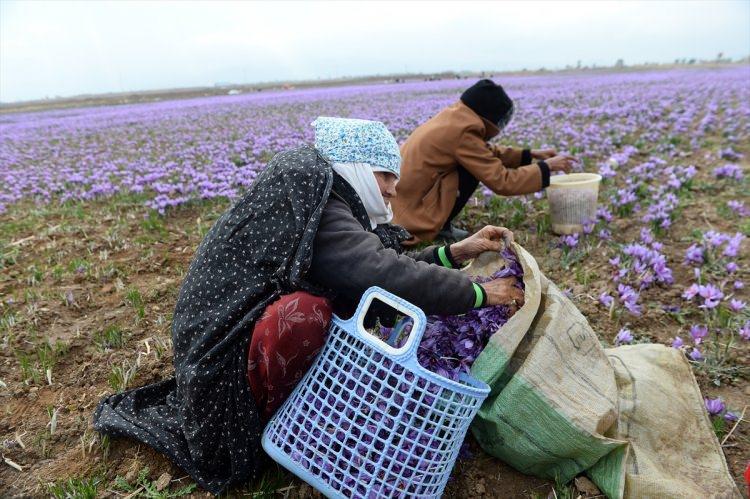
[483,277,525,311]
[545,154,578,174]
[531,148,556,160]
[449,225,514,264]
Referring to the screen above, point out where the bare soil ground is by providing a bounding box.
[1,152,747,497]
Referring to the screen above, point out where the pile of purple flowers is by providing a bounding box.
[415,248,524,381]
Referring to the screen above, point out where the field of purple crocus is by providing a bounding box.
[1,65,748,497]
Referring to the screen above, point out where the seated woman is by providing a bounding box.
[93,117,524,495]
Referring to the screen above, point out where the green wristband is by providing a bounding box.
[437,246,453,269]
[472,283,485,308]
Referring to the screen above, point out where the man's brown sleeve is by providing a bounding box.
[456,133,548,195]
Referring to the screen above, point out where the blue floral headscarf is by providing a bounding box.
[311,117,401,178]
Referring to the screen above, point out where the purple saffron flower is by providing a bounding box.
[598,292,614,308]
[623,293,641,315]
[615,267,629,282]
[729,299,746,313]
[689,348,703,361]
[704,397,725,416]
[727,200,749,217]
[724,411,739,422]
[598,229,612,240]
[560,233,579,248]
[455,338,476,358]
[598,162,617,179]
[623,243,649,260]
[615,188,637,205]
[617,283,641,315]
[615,328,634,345]
[653,261,674,284]
[640,227,655,245]
[726,262,739,274]
[671,336,684,349]
[683,244,704,266]
[689,325,708,344]
[740,321,750,341]
[723,233,744,258]
[597,206,613,223]
[697,284,724,309]
[703,230,730,248]
[682,283,700,300]
[734,281,744,290]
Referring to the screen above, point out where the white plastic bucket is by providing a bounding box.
[547,173,602,235]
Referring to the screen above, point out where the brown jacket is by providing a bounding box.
[392,101,549,244]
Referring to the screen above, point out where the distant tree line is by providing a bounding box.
[555,52,744,72]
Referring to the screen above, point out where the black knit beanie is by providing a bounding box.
[460,79,514,127]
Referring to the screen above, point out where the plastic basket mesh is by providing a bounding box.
[263,291,489,498]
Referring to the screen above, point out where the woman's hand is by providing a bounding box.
[483,277,525,311]
[531,148,557,160]
[449,225,514,264]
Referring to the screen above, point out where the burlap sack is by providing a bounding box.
[466,245,740,498]
[604,344,741,498]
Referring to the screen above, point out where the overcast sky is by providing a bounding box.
[1,0,748,102]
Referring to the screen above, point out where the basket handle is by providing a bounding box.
[350,287,427,360]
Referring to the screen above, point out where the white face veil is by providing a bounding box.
[331,162,393,229]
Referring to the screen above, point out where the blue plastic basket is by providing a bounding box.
[262,287,490,498]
